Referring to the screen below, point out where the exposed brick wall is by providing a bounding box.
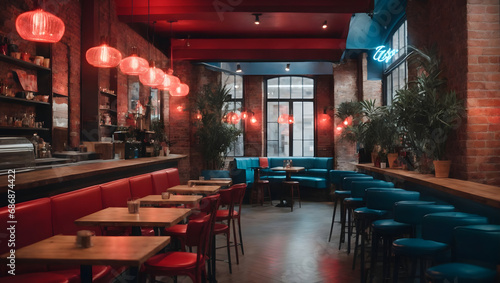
[316,75,335,157]
[407,0,500,186]
[361,53,382,105]
[333,59,358,170]
[243,75,264,156]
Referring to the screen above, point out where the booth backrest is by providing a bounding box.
[151,170,170,194]
[100,178,131,208]
[165,168,180,186]
[0,198,52,275]
[0,198,53,255]
[129,174,154,198]
[50,185,103,236]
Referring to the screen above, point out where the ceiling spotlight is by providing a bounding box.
[322,20,328,29]
[253,13,262,25]
[285,63,290,71]
[236,64,242,73]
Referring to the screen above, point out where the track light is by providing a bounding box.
[253,13,262,25]
[236,64,242,73]
[322,20,328,29]
[285,63,290,71]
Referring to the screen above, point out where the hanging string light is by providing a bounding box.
[16,6,65,43]
[119,0,149,75]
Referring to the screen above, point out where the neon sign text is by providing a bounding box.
[373,45,398,63]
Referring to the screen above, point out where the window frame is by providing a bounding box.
[222,72,244,157]
[264,76,316,157]
[382,18,408,106]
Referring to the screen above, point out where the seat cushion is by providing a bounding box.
[129,174,154,198]
[50,265,111,283]
[165,168,181,187]
[354,207,388,218]
[213,223,229,233]
[145,252,202,270]
[151,170,170,194]
[426,263,497,283]
[100,178,131,208]
[165,224,187,237]
[393,238,448,256]
[372,219,411,235]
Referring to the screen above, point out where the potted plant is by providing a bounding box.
[150,119,171,156]
[194,83,242,170]
[393,47,465,177]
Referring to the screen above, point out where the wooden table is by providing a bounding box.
[138,194,202,206]
[0,235,170,283]
[75,207,192,236]
[271,166,305,207]
[187,179,232,187]
[167,184,220,195]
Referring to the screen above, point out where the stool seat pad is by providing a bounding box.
[372,219,411,235]
[393,238,448,256]
[257,180,269,184]
[283,181,299,184]
[334,190,351,196]
[426,263,497,283]
[344,197,363,203]
[354,207,388,218]
[164,224,187,236]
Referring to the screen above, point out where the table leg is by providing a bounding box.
[80,265,92,283]
[276,172,292,207]
[131,226,142,236]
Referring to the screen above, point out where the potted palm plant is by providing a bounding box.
[194,83,242,170]
[393,47,464,177]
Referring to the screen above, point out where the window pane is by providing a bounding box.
[291,77,302,98]
[293,140,303,156]
[267,122,278,141]
[279,102,289,117]
[303,78,314,98]
[293,102,303,139]
[279,123,289,156]
[279,77,291,99]
[303,102,314,140]
[235,75,243,99]
[303,140,314,156]
[267,78,278,98]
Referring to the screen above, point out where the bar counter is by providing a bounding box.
[356,164,500,222]
[0,154,186,206]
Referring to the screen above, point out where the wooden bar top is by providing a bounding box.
[0,154,186,193]
[356,163,500,209]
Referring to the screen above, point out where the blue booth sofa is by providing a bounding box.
[232,157,333,189]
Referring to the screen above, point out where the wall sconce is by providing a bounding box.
[176,105,184,112]
[250,115,257,124]
[285,63,290,72]
[322,20,328,29]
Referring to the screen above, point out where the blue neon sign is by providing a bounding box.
[373,45,398,63]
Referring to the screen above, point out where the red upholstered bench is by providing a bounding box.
[129,174,154,198]
[0,198,52,276]
[151,170,170,194]
[165,168,180,187]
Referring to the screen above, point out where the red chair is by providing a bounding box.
[216,183,247,258]
[143,215,211,283]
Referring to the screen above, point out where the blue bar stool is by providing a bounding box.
[353,188,420,282]
[328,171,363,242]
[426,224,500,283]
[341,179,394,253]
[392,212,489,283]
[369,202,456,283]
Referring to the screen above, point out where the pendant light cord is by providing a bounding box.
[170,21,174,71]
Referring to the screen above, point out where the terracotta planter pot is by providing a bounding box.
[387,153,399,168]
[433,160,451,178]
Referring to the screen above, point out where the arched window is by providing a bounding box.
[266,76,314,156]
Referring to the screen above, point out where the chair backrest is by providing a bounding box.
[422,212,489,244]
[350,180,395,198]
[342,176,374,191]
[185,214,211,282]
[329,170,360,186]
[151,170,170,194]
[231,183,247,216]
[454,224,500,269]
[365,189,419,211]
[394,203,455,225]
[129,174,154,198]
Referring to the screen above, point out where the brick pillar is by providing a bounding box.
[243,76,264,156]
[316,75,335,157]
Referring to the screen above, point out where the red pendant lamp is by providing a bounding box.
[86,37,122,68]
[159,70,180,91]
[170,83,189,97]
[139,60,165,87]
[16,8,65,43]
[119,47,149,75]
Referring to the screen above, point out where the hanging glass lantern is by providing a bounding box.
[16,8,65,43]
[170,83,189,97]
[86,37,122,68]
[139,60,165,87]
[119,47,149,75]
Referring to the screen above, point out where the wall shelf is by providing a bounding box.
[0,126,50,131]
[0,54,51,72]
[0,95,50,106]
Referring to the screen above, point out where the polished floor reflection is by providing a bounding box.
[149,200,360,283]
